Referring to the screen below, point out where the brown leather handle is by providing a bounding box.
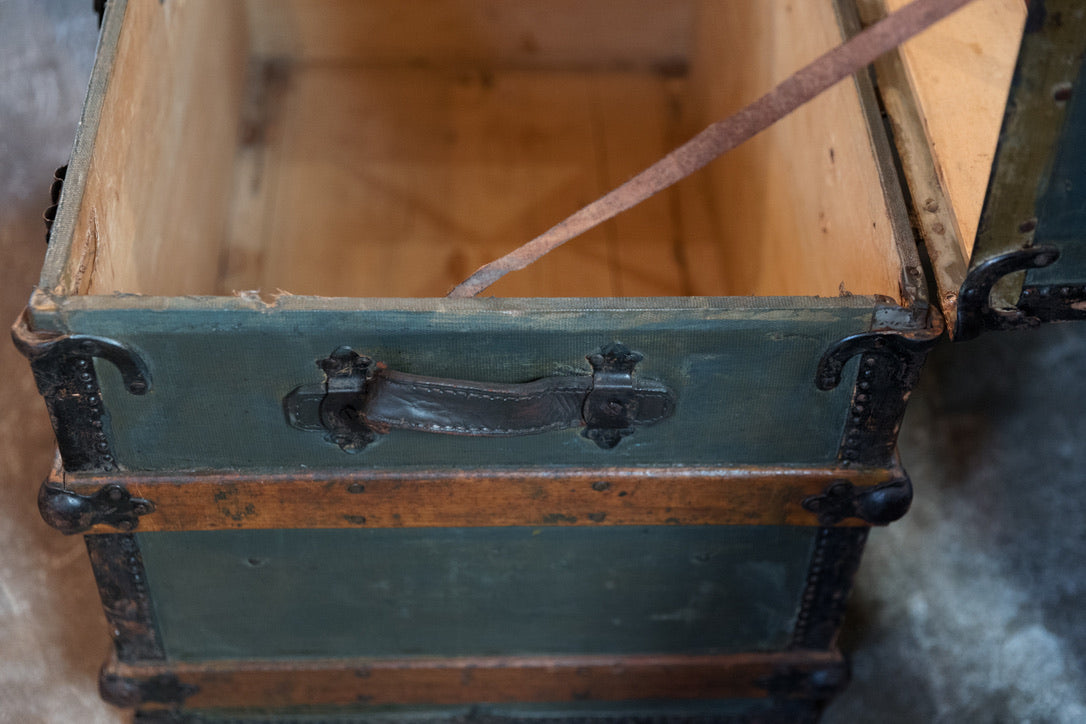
[284,343,675,451]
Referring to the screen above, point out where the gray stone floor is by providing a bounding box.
[1,2,1083,722]
[825,327,1086,723]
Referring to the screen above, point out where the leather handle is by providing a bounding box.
[284,343,675,452]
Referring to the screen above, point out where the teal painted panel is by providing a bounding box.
[138,526,817,661]
[1028,52,1086,286]
[42,297,870,470]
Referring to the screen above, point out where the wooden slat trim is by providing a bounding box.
[102,650,846,710]
[47,463,903,533]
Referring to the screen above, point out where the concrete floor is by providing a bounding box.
[1,2,1083,722]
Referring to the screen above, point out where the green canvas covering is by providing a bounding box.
[30,296,871,471]
[138,525,817,661]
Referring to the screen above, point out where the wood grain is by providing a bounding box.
[106,650,846,709]
[880,0,1026,258]
[63,0,913,300]
[48,463,897,532]
[61,0,248,296]
[685,0,907,301]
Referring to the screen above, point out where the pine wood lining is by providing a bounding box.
[75,0,248,297]
[876,0,1027,258]
[74,0,915,300]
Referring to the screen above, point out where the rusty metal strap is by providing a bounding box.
[447,0,979,298]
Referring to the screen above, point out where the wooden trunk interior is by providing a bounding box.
[869,0,1026,260]
[60,0,1024,301]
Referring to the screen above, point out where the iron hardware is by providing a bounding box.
[284,343,675,452]
[955,245,1060,340]
[38,481,154,534]
[801,477,912,526]
[12,309,151,472]
[818,307,943,467]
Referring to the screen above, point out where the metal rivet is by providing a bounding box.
[591,480,611,492]
[347,483,365,494]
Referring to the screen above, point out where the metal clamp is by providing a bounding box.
[38,482,155,534]
[801,477,912,526]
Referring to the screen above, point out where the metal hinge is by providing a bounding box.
[955,245,1060,340]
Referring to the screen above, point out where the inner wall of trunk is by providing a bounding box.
[74,0,906,300]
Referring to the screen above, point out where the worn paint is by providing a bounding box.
[27,297,871,470]
[135,526,816,662]
[1028,29,1086,286]
[972,0,1086,309]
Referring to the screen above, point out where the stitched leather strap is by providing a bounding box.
[284,344,675,451]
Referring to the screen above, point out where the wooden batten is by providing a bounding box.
[105,650,846,710]
[55,0,914,302]
[49,464,896,533]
